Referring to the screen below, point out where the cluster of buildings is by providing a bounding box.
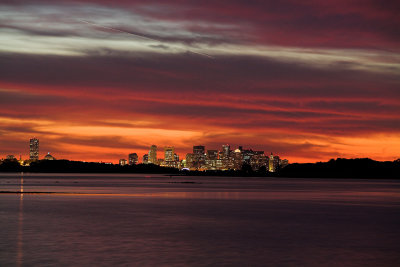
[120,144,288,172]
[2,138,288,172]
[1,138,55,166]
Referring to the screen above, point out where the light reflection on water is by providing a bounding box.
[0,173,399,266]
[16,174,23,267]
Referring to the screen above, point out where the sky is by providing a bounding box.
[1,0,400,163]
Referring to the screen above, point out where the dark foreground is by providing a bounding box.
[1,158,400,178]
[1,173,399,266]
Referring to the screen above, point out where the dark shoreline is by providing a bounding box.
[0,158,399,179]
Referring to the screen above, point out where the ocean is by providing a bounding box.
[1,173,399,266]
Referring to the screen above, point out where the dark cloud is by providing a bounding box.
[52,136,150,150]
[0,52,398,99]
[0,90,64,106]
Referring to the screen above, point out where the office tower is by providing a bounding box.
[128,153,138,165]
[193,145,205,155]
[233,148,243,170]
[119,159,128,166]
[204,150,219,170]
[269,153,275,172]
[193,145,205,169]
[174,153,179,162]
[164,147,175,162]
[148,145,157,164]
[222,144,230,159]
[206,150,218,160]
[29,138,39,161]
[273,155,280,171]
[250,151,267,171]
[185,153,194,169]
[193,146,205,162]
[243,149,254,164]
[163,146,176,167]
[142,154,149,164]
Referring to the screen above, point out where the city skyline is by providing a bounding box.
[0,1,399,163]
[3,138,285,171]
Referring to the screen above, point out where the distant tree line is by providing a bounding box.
[0,158,399,178]
[278,158,400,179]
[0,159,179,174]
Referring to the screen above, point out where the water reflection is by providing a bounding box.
[0,174,399,267]
[17,173,23,267]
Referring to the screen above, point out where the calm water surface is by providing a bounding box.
[1,173,399,266]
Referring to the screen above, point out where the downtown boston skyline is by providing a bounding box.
[1,0,400,163]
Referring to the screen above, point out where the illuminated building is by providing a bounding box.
[193,145,205,170]
[164,147,175,162]
[233,149,243,170]
[18,158,25,166]
[269,153,275,172]
[242,149,254,164]
[6,155,15,160]
[250,151,267,171]
[142,154,148,164]
[222,144,230,159]
[185,153,194,169]
[163,146,177,168]
[220,144,232,169]
[205,150,218,170]
[119,159,128,166]
[148,145,157,164]
[181,159,187,168]
[215,159,223,170]
[206,150,218,160]
[273,155,281,171]
[128,153,138,165]
[44,152,55,160]
[193,146,205,158]
[29,138,39,161]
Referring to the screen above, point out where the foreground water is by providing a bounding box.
[1,173,399,266]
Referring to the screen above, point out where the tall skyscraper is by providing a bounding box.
[269,153,275,172]
[185,153,194,169]
[193,145,205,158]
[164,147,175,162]
[128,153,138,165]
[148,145,157,164]
[29,138,39,161]
[233,148,243,170]
[193,145,205,169]
[222,144,230,159]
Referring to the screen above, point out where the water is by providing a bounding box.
[1,173,399,266]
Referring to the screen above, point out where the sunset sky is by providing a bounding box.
[1,0,399,163]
